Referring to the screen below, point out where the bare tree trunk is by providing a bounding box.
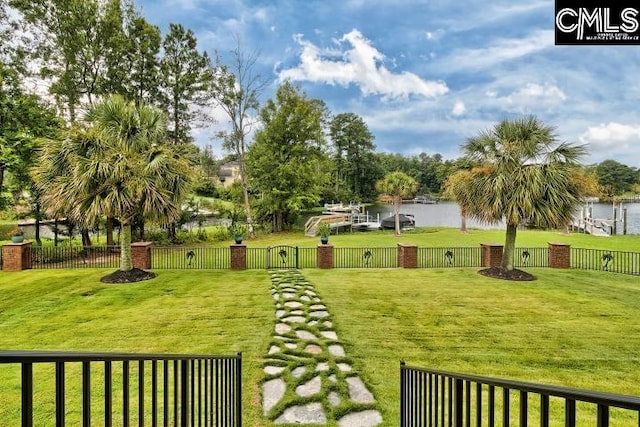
[106,217,114,246]
[501,223,517,271]
[460,208,468,233]
[239,162,255,237]
[394,198,401,236]
[81,228,92,247]
[120,222,132,271]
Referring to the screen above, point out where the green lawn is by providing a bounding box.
[1,267,640,425]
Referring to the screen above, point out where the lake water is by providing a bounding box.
[365,201,640,235]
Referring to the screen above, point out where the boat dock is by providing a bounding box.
[304,211,381,236]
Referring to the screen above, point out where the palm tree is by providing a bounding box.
[35,95,192,279]
[376,171,418,236]
[443,169,474,233]
[460,116,586,272]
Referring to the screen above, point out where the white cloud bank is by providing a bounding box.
[278,29,448,100]
[580,123,640,148]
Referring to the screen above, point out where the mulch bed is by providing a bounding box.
[478,267,536,281]
[100,268,157,283]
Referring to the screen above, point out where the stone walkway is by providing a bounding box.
[262,270,383,426]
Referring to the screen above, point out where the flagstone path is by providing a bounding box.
[262,270,383,426]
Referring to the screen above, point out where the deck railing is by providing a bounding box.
[0,350,242,427]
[400,363,640,427]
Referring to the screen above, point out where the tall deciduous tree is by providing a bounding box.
[595,159,637,197]
[460,116,586,272]
[34,95,192,280]
[247,82,328,232]
[375,171,418,236]
[159,23,212,145]
[121,14,161,105]
[210,41,267,238]
[329,112,376,200]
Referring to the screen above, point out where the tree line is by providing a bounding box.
[2,0,640,246]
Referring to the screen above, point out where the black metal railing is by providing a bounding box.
[335,246,398,268]
[512,247,548,268]
[572,247,640,275]
[31,246,121,269]
[0,350,241,427]
[152,246,230,269]
[417,247,483,268]
[400,363,640,427]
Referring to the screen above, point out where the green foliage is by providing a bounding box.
[460,116,587,270]
[596,159,638,196]
[376,171,418,236]
[247,82,329,232]
[228,222,248,238]
[318,222,331,237]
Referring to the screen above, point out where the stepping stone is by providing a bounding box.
[292,366,306,378]
[328,374,337,382]
[328,391,341,407]
[284,342,297,349]
[281,287,296,293]
[296,330,316,340]
[264,366,286,375]
[315,362,329,372]
[274,402,326,424]
[310,304,326,310]
[282,293,296,299]
[305,290,317,296]
[284,301,303,308]
[309,311,329,319]
[328,344,345,357]
[304,344,322,354]
[308,320,318,326]
[300,295,311,302]
[272,293,280,301]
[323,321,333,328]
[321,331,338,340]
[275,323,291,334]
[337,363,352,372]
[268,345,280,355]
[263,378,286,414]
[312,297,321,302]
[283,316,305,323]
[346,376,375,403]
[275,310,286,318]
[338,410,382,427]
[290,310,304,316]
[295,375,321,397]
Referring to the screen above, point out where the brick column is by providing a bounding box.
[317,244,334,269]
[480,243,503,268]
[2,242,32,272]
[231,244,247,270]
[131,242,153,270]
[397,243,418,268]
[548,242,570,268]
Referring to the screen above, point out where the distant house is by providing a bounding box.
[219,161,241,188]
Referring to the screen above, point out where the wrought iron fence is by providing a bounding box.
[0,350,241,427]
[152,247,230,269]
[400,363,640,427]
[334,247,398,268]
[417,247,483,268]
[572,247,640,275]
[31,246,120,269]
[512,247,548,268]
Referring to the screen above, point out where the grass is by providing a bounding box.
[2,265,640,425]
[304,268,640,424]
[0,269,273,426]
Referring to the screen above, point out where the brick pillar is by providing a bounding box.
[480,243,503,268]
[131,242,153,269]
[317,244,334,269]
[398,243,418,268]
[2,242,32,272]
[548,242,570,268]
[231,244,247,270]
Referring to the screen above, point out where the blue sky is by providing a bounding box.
[137,0,640,166]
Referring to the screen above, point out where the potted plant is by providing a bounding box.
[8,227,25,243]
[318,223,331,244]
[228,223,248,244]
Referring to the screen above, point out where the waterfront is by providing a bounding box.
[367,201,640,235]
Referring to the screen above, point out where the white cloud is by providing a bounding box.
[278,29,448,100]
[498,83,567,113]
[435,30,554,73]
[579,123,640,148]
[451,100,466,116]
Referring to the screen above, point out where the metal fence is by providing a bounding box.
[400,363,640,427]
[335,246,398,268]
[3,244,638,275]
[572,247,640,275]
[31,246,121,269]
[0,350,242,427]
